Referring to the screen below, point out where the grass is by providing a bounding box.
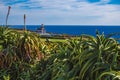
[40,36,86,43]
[41,38,67,42]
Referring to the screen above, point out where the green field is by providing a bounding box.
[41,38,66,42]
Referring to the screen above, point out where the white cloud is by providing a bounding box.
[100,0,111,4]
[0,0,120,25]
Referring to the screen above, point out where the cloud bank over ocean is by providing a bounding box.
[0,0,120,25]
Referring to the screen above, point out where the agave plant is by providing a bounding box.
[34,32,120,80]
[15,31,43,62]
[98,71,120,80]
[0,29,18,69]
[75,32,120,80]
[34,37,84,80]
[0,26,15,49]
[0,46,17,69]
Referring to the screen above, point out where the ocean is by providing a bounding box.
[9,25,120,37]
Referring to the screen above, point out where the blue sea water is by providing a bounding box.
[9,25,120,37]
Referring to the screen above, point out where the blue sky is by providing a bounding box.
[0,0,120,25]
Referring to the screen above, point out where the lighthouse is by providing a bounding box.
[41,24,46,33]
[36,24,46,34]
[36,24,51,37]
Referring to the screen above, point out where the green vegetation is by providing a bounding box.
[40,38,66,42]
[0,26,120,80]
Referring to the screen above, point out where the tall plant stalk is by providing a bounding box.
[24,14,26,31]
[6,6,11,26]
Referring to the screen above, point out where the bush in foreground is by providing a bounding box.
[0,27,120,80]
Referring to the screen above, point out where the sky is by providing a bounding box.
[0,0,120,25]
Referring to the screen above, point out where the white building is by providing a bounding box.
[36,24,51,36]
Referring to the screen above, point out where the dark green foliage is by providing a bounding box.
[34,32,120,80]
[0,28,120,80]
